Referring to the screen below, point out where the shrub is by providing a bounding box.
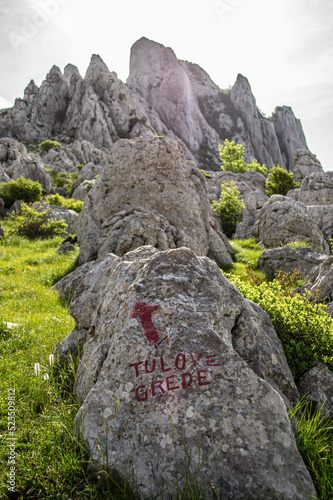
[10,203,68,239]
[225,273,333,376]
[0,177,42,208]
[46,170,78,196]
[76,164,84,171]
[45,193,83,214]
[212,181,244,237]
[265,166,300,196]
[81,178,96,192]
[219,139,267,175]
[39,140,61,153]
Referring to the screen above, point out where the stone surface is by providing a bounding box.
[297,362,333,416]
[0,222,4,237]
[306,205,333,249]
[297,172,333,206]
[258,195,328,252]
[0,137,52,192]
[293,149,323,183]
[46,205,78,234]
[76,136,234,266]
[55,246,312,499]
[57,242,76,254]
[234,189,269,239]
[302,256,333,301]
[258,245,326,278]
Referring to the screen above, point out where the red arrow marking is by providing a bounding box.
[131,301,160,349]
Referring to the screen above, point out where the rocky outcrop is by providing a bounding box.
[76,136,234,266]
[234,189,269,239]
[306,205,333,247]
[41,140,110,173]
[55,245,314,499]
[258,245,326,278]
[297,362,333,416]
[208,169,266,204]
[0,222,4,237]
[0,138,52,192]
[297,172,333,206]
[292,149,323,183]
[258,195,329,252]
[0,38,311,172]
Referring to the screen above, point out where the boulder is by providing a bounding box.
[70,162,102,192]
[234,189,269,239]
[209,169,266,204]
[0,138,52,192]
[302,256,333,301]
[306,204,333,248]
[297,172,333,206]
[76,136,234,266]
[55,246,313,499]
[0,222,4,237]
[258,245,326,278]
[71,184,88,201]
[57,242,76,254]
[297,362,333,416]
[258,195,328,252]
[293,149,323,183]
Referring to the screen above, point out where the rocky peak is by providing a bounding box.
[84,54,111,96]
[64,64,82,85]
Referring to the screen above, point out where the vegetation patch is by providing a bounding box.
[45,193,83,214]
[39,140,61,154]
[266,165,300,196]
[0,177,42,208]
[10,203,68,239]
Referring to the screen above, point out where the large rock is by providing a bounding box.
[297,172,333,206]
[297,362,333,416]
[258,195,328,252]
[234,189,269,239]
[0,138,52,192]
[302,255,333,301]
[306,204,333,248]
[76,136,234,266]
[55,246,313,499]
[293,149,323,183]
[258,245,326,278]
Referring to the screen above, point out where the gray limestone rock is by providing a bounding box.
[0,138,52,192]
[258,195,328,252]
[45,205,78,234]
[298,172,333,206]
[55,246,313,499]
[297,362,333,416]
[302,256,333,301]
[293,149,323,183]
[0,222,4,237]
[306,204,333,248]
[234,189,269,239]
[76,136,234,266]
[258,245,326,278]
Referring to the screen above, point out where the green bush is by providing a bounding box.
[212,181,244,237]
[0,177,42,208]
[45,193,83,214]
[10,203,68,239]
[225,273,333,376]
[265,166,300,196]
[219,139,267,175]
[39,140,61,153]
[46,170,79,196]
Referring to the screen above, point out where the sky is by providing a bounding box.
[0,0,332,170]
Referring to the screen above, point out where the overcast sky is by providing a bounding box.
[0,0,332,170]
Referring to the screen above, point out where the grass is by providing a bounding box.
[289,400,333,500]
[221,238,267,283]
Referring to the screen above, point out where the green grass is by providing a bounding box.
[289,400,333,500]
[221,238,267,283]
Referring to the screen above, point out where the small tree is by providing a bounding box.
[39,140,61,153]
[219,139,267,175]
[212,181,244,237]
[265,166,300,197]
[0,177,42,208]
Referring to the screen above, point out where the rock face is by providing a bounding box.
[0,38,310,172]
[258,245,326,278]
[293,149,323,183]
[76,136,234,266]
[258,195,329,252]
[0,138,52,192]
[55,246,314,499]
[297,362,333,416]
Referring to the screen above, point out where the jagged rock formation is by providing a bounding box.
[297,362,333,416]
[76,136,234,266]
[55,245,314,499]
[292,172,333,206]
[0,37,309,171]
